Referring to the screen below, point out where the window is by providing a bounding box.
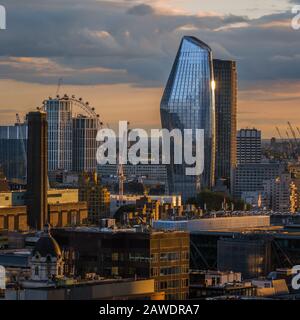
[112,252,118,261]
[151,268,159,277]
[111,267,119,276]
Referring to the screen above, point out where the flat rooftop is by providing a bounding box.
[191,225,300,239]
[26,277,153,291]
[52,226,187,235]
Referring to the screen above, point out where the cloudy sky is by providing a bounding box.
[0,0,300,137]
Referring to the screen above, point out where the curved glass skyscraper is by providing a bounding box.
[160,36,215,201]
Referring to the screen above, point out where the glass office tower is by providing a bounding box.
[160,36,215,201]
[45,98,73,171]
[0,124,27,181]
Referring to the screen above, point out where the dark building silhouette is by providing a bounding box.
[26,111,48,230]
[52,228,190,300]
[213,59,237,187]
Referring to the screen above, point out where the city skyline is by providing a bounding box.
[0,0,299,137]
[3,0,300,305]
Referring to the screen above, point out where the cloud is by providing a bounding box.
[222,14,249,24]
[0,0,299,88]
[127,4,154,16]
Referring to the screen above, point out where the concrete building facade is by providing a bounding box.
[237,128,262,164]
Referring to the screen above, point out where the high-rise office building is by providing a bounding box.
[26,111,48,230]
[72,115,98,173]
[214,59,237,185]
[0,124,27,181]
[45,98,73,171]
[232,162,285,198]
[160,36,216,201]
[237,128,262,164]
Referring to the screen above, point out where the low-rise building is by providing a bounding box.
[5,278,163,300]
[52,227,190,300]
[263,173,298,213]
[1,225,163,300]
[189,270,255,299]
[0,189,88,231]
[110,194,181,216]
[252,278,289,297]
[153,215,270,232]
[232,162,286,198]
[0,206,28,232]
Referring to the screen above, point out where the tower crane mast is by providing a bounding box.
[56,78,63,96]
[276,127,283,141]
[287,121,298,144]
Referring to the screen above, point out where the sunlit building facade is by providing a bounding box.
[160,36,215,201]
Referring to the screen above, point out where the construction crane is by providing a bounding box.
[276,127,284,142]
[297,127,300,138]
[117,125,127,202]
[117,122,130,203]
[287,121,298,145]
[117,162,125,203]
[103,123,125,201]
[56,78,63,96]
[16,113,27,180]
[286,130,293,144]
[286,130,295,156]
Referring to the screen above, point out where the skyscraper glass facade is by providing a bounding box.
[45,99,73,171]
[0,124,27,181]
[160,36,215,201]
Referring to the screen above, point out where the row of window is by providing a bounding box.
[151,266,189,277]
